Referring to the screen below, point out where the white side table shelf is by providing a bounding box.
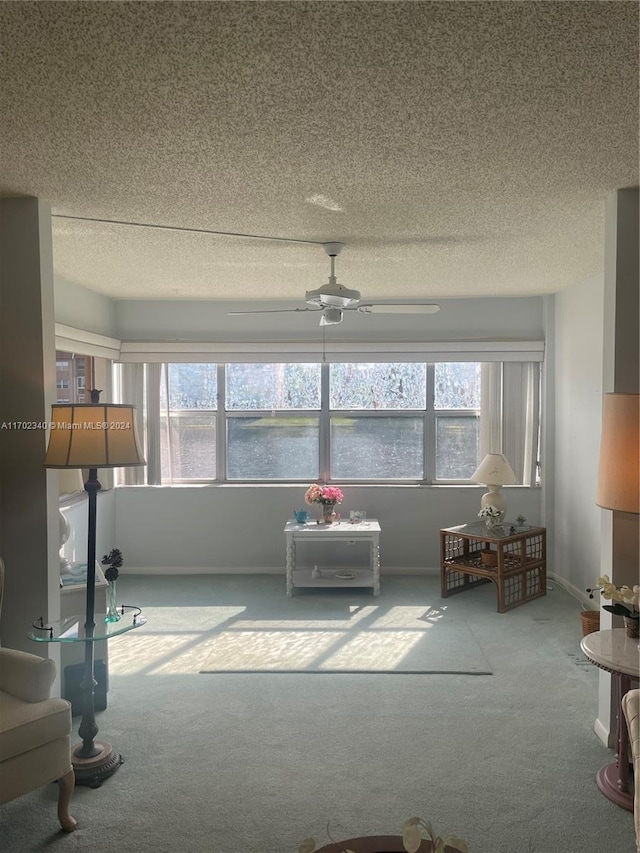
[284,519,381,596]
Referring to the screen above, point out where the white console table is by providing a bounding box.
[284,519,381,596]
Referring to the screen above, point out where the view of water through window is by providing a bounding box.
[227,417,319,480]
[160,361,482,481]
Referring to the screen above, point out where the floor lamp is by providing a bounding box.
[44,389,145,786]
[595,393,639,619]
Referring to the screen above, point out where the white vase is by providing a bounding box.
[480,486,507,523]
[322,504,336,524]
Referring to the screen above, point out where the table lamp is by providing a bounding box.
[44,389,145,785]
[471,452,517,523]
[58,468,85,576]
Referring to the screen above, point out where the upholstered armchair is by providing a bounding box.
[622,688,639,853]
[0,647,76,831]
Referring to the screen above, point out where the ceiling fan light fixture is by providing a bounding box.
[305,284,361,309]
[319,307,343,325]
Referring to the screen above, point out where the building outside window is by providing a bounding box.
[55,352,93,404]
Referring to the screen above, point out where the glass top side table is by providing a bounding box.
[29,605,147,788]
[29,608,146,643]
[440,522,546,612]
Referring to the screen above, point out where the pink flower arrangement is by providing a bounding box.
[304,484,344,506]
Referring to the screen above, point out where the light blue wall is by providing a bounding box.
[54,275,117,337]
[552,276,605,599]
[114,295,544,343]
[114,484,542,573]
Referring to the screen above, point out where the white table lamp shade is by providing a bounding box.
[471,453,517,486]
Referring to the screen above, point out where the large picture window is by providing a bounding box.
[225,363,321,480]
[433,362,481,481]
[149,359,534,485]
[329,363,427,479]
[160,364,217,481]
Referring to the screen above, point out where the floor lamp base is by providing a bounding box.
[72,741,124,788]
[596,761,633,811]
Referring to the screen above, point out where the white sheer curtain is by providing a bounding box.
[145,363,162,485]
[119,363,145,485]
[502,362,540,486]
[480,362,502,456]
[116,363,163,485]
[480,362,540,484]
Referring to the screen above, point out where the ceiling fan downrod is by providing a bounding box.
[306,242,360,309]
[323,242,344,288]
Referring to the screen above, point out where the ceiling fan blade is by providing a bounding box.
[228,307,321,316]
[355,303,441,315]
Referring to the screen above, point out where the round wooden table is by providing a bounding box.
[580,628,640,811]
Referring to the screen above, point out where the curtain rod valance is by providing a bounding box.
[118,340,544,363]
[55,324,122,359]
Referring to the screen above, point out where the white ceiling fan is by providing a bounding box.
[228,242,440,325]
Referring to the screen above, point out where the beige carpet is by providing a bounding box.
[199,608,493,674]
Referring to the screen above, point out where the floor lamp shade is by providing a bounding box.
[44,404,145,469]
[596,393,640,514]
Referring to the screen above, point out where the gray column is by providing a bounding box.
[0,197,59,656]
[597,187,639,743]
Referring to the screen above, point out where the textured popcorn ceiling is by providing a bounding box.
[0,1,637,301]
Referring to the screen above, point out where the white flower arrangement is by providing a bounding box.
[477,505,501,520]
[401,818,468,853]
[587,575,640,620]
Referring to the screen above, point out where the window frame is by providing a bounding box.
[427,363,482,484]
[158,361,487,485]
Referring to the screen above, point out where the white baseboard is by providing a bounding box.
[125,565,439,576]
[547,571,593,608]
[593,716,614,748]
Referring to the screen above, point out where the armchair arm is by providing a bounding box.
[0,648,55,703]
[622,689,640,853]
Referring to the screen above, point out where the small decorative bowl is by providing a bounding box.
[481,550,498,567]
